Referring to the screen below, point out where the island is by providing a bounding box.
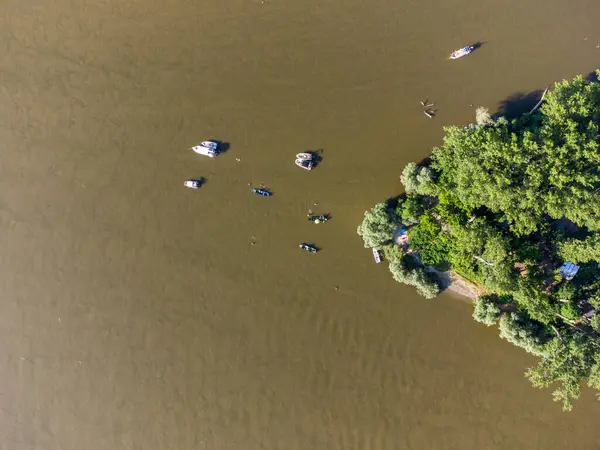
[357,71,600,411]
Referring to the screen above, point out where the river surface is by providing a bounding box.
[1,0,600,448]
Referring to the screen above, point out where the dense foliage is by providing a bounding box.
[357,71,600,410]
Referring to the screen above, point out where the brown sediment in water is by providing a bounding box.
[2,0,600,448]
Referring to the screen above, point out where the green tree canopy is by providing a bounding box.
[359,70,600,409]
[498,312,546,356]
[527,333,600,411]
[357,202,398,248]
[401,163,437,196]
[431,72,600,235]
[388,259,440,299]
[473,295,501,326]
[558,233,600,263]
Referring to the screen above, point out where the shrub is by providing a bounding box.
[357,202,398,248]
[401,163,437,196]
[560,302,580,321]
[473,295,501,326]
[388,260,440,299]
[498,312,545,356]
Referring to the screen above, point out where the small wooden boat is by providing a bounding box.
[184,179,202,189]
[201,140,219,150]
[299,243,318,253]
[295,159,314,171]
[449,46,474,60]
[251,188,271,197]
[372,248,382,264]
[295,152,313,161]
[308,215,329,224]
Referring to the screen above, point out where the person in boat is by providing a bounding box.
[308,214,329,223]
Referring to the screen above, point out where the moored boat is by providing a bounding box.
[251,188,272,197]
[295,159,314,171]
[449,45,474,60]
[201,140,219,150]
[192,145,218,158]
[308,214,329,224]
[184,179,202,189]
[372,248,382,264]
[295,152,313,161]
[299,243,318,253]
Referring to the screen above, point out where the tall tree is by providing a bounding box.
[558,233,600,263]
[431,72,600,235]
[357,202,398,248]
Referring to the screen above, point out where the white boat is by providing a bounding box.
[192,145,218,158]
[201,140,219,150]
[184,180,202,189]
[295,159,314,171]
[295,152,313,161]
[449,45,474,60]
[372,248,382,264]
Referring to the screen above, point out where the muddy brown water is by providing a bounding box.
[1,0,600,448]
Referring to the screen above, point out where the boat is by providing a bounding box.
[372,248,382,264]
[251,188,271,197]
[201,140,219,150]
[308,215,329,224]
[299,243,318,253]
[295,159,314,171]
[449,45,474,60]
[184,179,202,189]
[191,145,218,158]
[295,152,313,161]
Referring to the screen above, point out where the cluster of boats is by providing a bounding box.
[184,141,221,189]
[295,152,316,171]
[191,140,220,158]
[185,140,326,253]
[186,43,477,257]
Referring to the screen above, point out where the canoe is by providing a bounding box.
[299,243,318,253]
[251,188,271,197]
[308,215,329,224]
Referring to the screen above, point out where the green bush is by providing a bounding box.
[388,260,440,299]
[357,202,398,249]
[473,295,501,326]
[560,302,580,321]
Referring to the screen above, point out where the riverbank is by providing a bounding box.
[427,268,479,300]
[358,72,600,410]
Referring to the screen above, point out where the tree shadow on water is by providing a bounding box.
[495,90,545,120]
[585,70,599,83]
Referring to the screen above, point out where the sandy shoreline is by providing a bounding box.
[427,268,479,300]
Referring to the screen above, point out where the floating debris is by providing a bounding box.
[424,110,435,119]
